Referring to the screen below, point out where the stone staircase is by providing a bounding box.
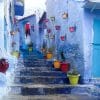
[3,51,100,100]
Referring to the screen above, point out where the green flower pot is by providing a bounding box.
[11,51,20,58]
[67,74,80,85]
[28,47,33,52]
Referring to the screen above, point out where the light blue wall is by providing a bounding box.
[82,9,100,82]
[46,0,100,82]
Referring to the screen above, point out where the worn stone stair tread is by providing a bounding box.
[8,84,93,88]
[13,75,67,78]
[3,94,99,100]
[14,67,55,71]
[14,71,66,75]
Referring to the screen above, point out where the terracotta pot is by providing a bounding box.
[54,60,61,69]
[46,52,53,59]
[61,62,70,72]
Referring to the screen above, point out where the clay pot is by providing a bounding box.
[46,52,53,59]
[54,60,61,69]
[60,62,70,72]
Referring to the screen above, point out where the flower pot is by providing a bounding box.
[67,74,80,85]
[60,36,65,41]
[54,60,61,69]
[60,62,70,72]
[46,52,53,59]
[69,26,76,32]
[55,25,61,30]
[29,47,33,52]
[11,51,20,58]
[0,59,9,73]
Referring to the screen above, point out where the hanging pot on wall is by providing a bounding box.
[44,19,49,23]
[50,17,55,21]
[69,26,76,32]
[60,36,66,41]
[47,29,51,33]
[10,30,16,35]
[62,13,68,19]
[55,25,61,30]
[50,34,55,39]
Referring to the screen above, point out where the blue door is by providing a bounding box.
[92,19,100,78]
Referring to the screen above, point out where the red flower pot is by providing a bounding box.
[60,36,65,41]
[47,29,51,33]
[0,59,9,73]
[44,19,49,23]
[60,62,70,72]
[55,26,61,30]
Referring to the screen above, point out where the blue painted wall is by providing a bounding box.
[46,0,100,83]
[17,15,37,49]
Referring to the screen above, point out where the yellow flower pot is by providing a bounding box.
[67,74,80,85]
[29,47,33,52]
[46,52,53,59]
[12,51,20,58]
[54,60,61,69]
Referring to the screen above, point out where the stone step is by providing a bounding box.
[18,59,46,62]
[8,84,93,96]
[12,76,68,84]
[16,63,48,67]
[3,94,99,100]
[14,67,55,72]
[17,63,47,67]
[14,71,66,77]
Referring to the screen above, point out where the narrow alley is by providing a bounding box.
[0,0,100,100]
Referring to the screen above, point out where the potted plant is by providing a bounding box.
[46,47,54,59]
[60,51,70,73]
[11,51,20,58]
[67,68,80,85]
[0,58,9,73]
[53,58,61,69]
[28,42,33,52]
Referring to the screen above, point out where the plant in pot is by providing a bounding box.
[60,51,70,73]
[67,68,80,85]
[11,50,20,58]
[41,40,47,56]
[28,42,33,52]
[53,55,61,69]
[46,47,54,59]
[58,44,70,73]
[0,58,9,73]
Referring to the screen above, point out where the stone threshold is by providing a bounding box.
[8,84,94,88]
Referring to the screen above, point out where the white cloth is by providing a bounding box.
[25,35,31,45]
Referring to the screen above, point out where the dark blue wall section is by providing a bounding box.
[14,5,24,16]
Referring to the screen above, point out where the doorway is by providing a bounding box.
[92,18,100,78]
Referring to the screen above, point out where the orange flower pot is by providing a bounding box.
[46,52,53,59]
[54,60,61,69]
